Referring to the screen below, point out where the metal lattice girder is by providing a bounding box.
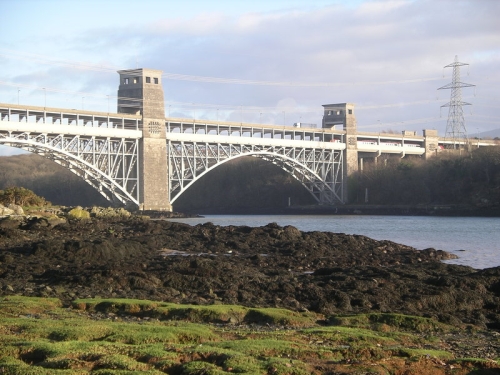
[168,140,343,204]
[0,130,140,206]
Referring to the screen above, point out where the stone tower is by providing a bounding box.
[117,69,172,211]
[322,103,358,203]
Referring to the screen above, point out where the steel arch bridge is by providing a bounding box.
[168,142,343,205]
[0,104,346,208]
[166,120,345,205]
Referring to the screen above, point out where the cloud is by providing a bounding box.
[1,0,499,137]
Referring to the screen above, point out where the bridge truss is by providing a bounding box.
[168,140,344,205]
[0,105,142,206]
[0,131,140,205]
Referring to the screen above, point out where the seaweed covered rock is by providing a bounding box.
[0,217,499,329]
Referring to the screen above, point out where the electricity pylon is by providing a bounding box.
[438,55,475,150]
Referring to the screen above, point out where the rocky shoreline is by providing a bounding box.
[0,214,499,333]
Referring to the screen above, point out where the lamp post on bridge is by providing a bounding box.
[43,88,46,108]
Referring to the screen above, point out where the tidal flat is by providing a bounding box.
[1,215,500,373]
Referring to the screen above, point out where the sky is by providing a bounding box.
[0,0,499,156]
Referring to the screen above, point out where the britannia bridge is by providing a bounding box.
[0,68,492,211]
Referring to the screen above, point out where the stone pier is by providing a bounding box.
[322,103,358,203]
[117,69,172,211]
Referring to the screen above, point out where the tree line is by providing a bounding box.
[0,147,499,212]
[350,147,500,208]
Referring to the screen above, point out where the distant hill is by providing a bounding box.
[465,127,500,139]
[475,128,500,139]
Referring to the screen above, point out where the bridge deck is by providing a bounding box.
[166,118,346,149]
[1,103,495,151]
[0,103,141,130]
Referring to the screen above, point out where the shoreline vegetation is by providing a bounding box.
[0,203,499,373]
[0,295,499,374]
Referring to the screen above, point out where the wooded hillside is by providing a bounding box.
[351,147,500,208]
[0,154,108,207]
[1,147,499,212]
[0,154,314,211]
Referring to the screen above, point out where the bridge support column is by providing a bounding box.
[423,129,439,159]
[118,68,172,211]
[343,106,358,203]
[322,103,357,204]
[139,131,171,212]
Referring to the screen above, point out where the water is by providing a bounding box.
[166,215,500,270]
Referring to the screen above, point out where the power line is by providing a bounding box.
[0,80,450,113]
[0,49,443,87]
[359,116,443,130]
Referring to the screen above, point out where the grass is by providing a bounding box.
[328,312,456,333]
[72,298,317,327]
[0,296,62,318]
[0,296,498,374]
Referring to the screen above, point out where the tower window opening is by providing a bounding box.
[154,77,159,84]
[146,77,151,83]
[348,109,352,114]
[133,77,139,84]
[124,78,129,84]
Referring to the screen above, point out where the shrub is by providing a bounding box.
[0,187,50,207]
[67,206,90,220]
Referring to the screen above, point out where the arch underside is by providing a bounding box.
[168,141,344,205]
[0,131,140,206]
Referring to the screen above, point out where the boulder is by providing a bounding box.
[7,204,24,215]
[0,204,14,216]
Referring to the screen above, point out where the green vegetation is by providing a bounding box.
[0,296,498,374]
[67,206,91,220]
[90,207,131,218]
[0,186,50,207]
[328,313,455,333]
[71,299,317,327]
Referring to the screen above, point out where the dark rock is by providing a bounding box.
[0,216,499,329]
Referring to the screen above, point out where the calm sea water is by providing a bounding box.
[166,215,500,270]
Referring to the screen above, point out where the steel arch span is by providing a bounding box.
[168,141,344,205]
[0,132,140,206]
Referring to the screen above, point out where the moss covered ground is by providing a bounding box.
[0,296,499,374]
